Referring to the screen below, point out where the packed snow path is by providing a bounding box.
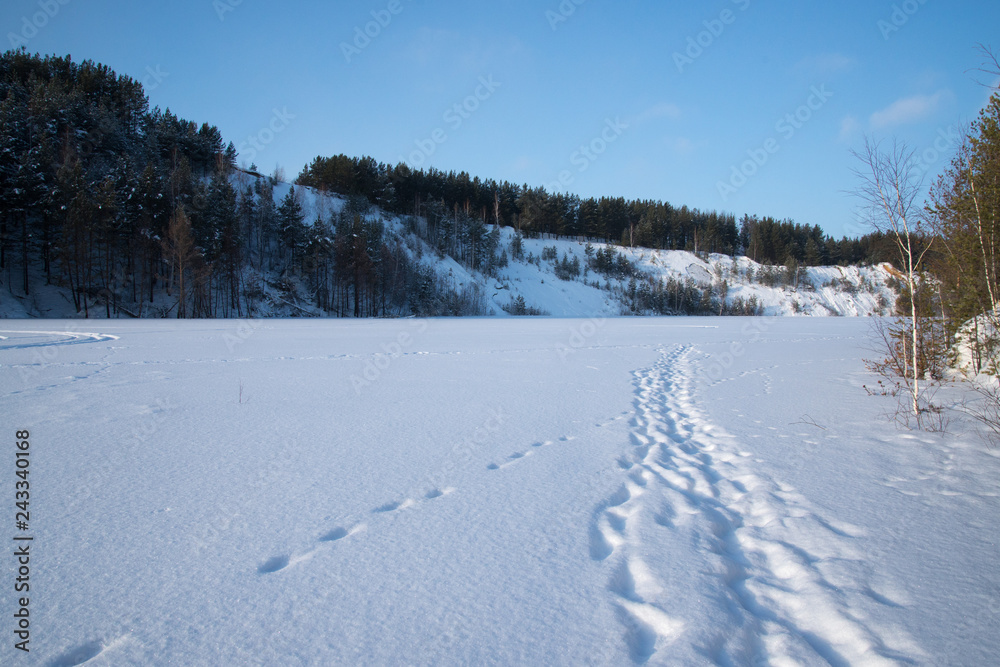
[1,319,998,665]
[594,345,917,664]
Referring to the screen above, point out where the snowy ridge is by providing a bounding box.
[594,345,919,665]
[0,174,897,319]
[495,231,898,319]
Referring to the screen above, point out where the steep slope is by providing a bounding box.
[0,177,897,319]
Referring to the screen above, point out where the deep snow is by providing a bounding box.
[1,318,998,665]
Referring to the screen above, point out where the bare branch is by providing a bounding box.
[967,43,1000,90]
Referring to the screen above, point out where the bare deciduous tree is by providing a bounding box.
[161,206,204,319]
[852,137,937,422]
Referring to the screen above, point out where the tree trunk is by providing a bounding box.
[21,212,29,297]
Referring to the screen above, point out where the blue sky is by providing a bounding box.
[4,0,998,238]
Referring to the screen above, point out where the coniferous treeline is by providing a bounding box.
[0,49,239,315]
[926,91,1000,370]
[298,154,895,266]
[0,50,484,318]
[1,50,896,319]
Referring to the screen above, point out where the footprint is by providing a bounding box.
[319,527,349,542]
[605,511,628,534]
[629,469,649,487]
[425,489,445,499]
[49,640,105,666]
[609,562,640,601]
[606,484,632,508]
[615,598,685,662]
[653,503,675,528]
[374,499,416,513]
[258,555,290,574]
[589,521,616,561]
[489,452,532,470]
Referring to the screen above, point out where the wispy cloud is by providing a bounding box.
[794,53,856,76]
[869,90,953,129]
[671,137,694,155]
[838,115,862,143]
[632,103,682,125]
[510,155,537,174]
[405,28,527,73]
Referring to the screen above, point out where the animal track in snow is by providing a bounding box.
[374,498,417,513]
[258,484,462,576]
[49,640,106,666]
[319,527,349,542]
[424,486,455,500]
[258,413,599,578]
[596,410,634,428]
[258,555,291,574]
[486,450,533,470]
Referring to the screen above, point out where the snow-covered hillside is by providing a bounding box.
[480,228,897,318]
[1,318,997,665]
[0,177,898,319]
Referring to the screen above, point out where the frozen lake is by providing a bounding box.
[1,317,998,665]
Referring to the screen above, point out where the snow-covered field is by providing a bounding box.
[1,318,998,666]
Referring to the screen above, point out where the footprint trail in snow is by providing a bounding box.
[592,344,919,665]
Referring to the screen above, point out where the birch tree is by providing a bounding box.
[853,138,936,421]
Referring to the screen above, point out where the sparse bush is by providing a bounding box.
[503,294,547,316]
[510,234,525,261]
[554,254,581,281]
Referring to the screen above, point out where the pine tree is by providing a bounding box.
[929,92,1000,371]
[277,186,305,269]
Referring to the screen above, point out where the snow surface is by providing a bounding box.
[2,318,998,666]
